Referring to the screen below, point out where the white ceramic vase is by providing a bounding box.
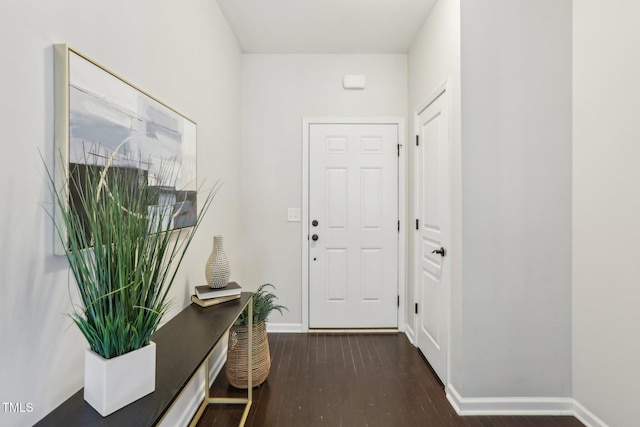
[205,235,230,288]
[84,341,156,417]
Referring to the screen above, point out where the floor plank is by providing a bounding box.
[196,333,583,427]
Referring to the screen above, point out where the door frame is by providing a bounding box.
[302,117,406,332]
[413,80,452,385]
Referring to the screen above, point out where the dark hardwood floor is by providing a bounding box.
[196,333,583,427]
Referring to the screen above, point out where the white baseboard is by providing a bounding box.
[447,385,574,416]
[267,323,410,334]
[404,325,416,345]
[266,323,304,333]
[446,385,609,426]
[573,400,609,427]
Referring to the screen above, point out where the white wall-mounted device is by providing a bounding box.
[343,74,366,90]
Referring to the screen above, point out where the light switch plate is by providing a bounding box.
[287,208,301,222]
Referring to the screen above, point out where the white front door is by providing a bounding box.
[415,87,450,383]
[309,123,398,328]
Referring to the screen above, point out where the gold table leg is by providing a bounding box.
[189,296,253,427]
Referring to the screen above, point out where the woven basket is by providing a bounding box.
[226,321,270,389]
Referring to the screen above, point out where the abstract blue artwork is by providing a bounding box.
[54,45,198,253]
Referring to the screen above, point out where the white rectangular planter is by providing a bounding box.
[84,341,156,417]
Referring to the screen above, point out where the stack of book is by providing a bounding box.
[191,282,242,307]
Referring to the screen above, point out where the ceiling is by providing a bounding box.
[215,0,438,54]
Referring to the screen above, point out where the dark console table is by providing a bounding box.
[35,291,253,427]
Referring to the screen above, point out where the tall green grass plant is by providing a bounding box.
[47,151,219,359]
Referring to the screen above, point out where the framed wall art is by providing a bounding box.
[53,44,198,255]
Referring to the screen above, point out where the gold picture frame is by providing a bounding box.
[53,44,198,255]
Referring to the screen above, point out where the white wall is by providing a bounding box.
[459,0,572,398]
[240,54,407,328]
[0,1,242,425]
[573,1,640,425]
[406,0,463,387]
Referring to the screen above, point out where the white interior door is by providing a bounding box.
[309,123,398,328]
[415,88,450,383]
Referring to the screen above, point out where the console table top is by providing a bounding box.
[34,291,252,427]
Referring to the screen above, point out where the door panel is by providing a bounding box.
[327,168,348,228]
[309,123,398,328]
[361,248,383,301]
[327,248,348,301]
[416,91,450,383]
[361,168,383,228]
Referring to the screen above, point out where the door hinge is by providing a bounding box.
[398,220,400,232]
[397,295,400,307]
[416,135,419,146]
[416,219,419,230]
[415,303,419,314]
[397,143,402,157]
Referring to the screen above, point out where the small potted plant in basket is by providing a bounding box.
[226,283,287,389]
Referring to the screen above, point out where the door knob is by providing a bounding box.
[312,220,319,227]
[431,247,446,257]
[312,234,319,241]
